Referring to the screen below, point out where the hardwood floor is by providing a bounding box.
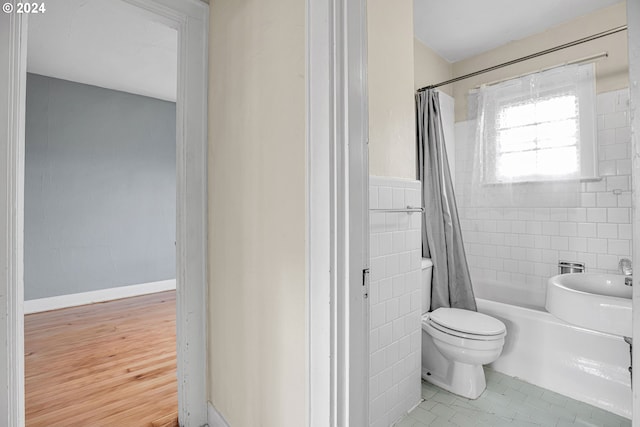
[25,291,178,427]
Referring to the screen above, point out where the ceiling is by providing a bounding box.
[27,0,177,102]
[414,0,623,63]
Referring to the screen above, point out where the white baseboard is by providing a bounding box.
[208,401,230,427]
[24,279,177,314]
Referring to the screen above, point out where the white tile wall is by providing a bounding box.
[455,89,632,304]
[369,176,422,427]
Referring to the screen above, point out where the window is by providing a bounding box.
[476,63,597,184]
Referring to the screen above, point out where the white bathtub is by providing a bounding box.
[474,280,631,419]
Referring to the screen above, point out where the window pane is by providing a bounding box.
[498,102,535,128]
[536,146,578,176]
[496,151,537,180]
[497,125,536,153]
[537,119,578,144]
[536,95,577,122]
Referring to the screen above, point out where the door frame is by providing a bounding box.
[0,0,209,426]
[307,0,370,425]
[629,0,640,424]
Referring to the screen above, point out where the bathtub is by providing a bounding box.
[473,279,631,419]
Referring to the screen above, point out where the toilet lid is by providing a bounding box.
[429,308,506,336]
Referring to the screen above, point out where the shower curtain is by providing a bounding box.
[416,89,477,311]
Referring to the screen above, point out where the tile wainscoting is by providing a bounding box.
[369,176,423,427]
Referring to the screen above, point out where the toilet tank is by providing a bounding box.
[421,258,433,314]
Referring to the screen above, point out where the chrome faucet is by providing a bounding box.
[619,258,633,286]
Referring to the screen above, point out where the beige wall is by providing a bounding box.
[368,0,416,179]
[414,38,453,95]
[452,2,628,121]
[207,0,306,426]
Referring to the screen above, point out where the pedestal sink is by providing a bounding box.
[545,273,632,337]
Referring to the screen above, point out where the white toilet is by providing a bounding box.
[421,258,507,399]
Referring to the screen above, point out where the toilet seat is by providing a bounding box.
[424,308,506,341]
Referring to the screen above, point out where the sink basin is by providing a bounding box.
[545,273,632,337]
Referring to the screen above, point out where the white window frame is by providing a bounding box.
[478,64,598,185]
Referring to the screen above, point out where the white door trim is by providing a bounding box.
[0,6,27,425]
[0,1,209,426]
[628,0,639,424]
[307,0,369,425]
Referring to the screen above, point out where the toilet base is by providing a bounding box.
[421,362,486,399]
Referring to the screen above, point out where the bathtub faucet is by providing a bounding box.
[619,258,632,286]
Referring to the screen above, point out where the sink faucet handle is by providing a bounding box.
[619,258,633,276]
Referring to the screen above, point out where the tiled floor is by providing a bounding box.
[396,369,630,427]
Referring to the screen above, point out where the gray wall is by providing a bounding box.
[25,73,176,300]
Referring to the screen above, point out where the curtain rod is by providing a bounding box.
[417,25,627,92]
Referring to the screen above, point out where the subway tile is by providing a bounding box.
[606,175,630,191]
[597,223,618,239]
[525,221,542,235]
[596,191,617,207]
[586,208,607,223]
[503,208,519,220]
[598,160,616,176]
[568,237,587,253]
[525,248,542,262]
[379,187,392,209]
[518,234,535,248]
[386,254,400,277]
[549,208,568,221]
[597,253,619,270]
[608,208,630,223]
[604,111,628,129]
[511,247,526,260]
[496,221,512,233]
[511,221,526,234]
[550,236,569,251]
[558,222,577,237]
[378,322,393,347]
[577,222,597,237]
[483,220,497,233]
[597,92,616,114]
[371,302,386,329]
[392,231,406,253]
[370,186,379,209]
[576,252,598,271]
[558,251,578,262]
[617,159,632,175]
[405,188,420,207]
[534,208,550,221]
[392,188,405,209]
[534,235,551,249]
[386,298,399,322]
[615,127,631,144]
[398,252,411,273]
[618,192,632,208]
[379,278,392,302]
[586,179,606,192]
[608,239,630,256]
[541,249,559,263]
[385,213,399,231]
[619,224,632,239]
[604,143,629,161]
[566,208,586,222]
[392,318,405,342]
[580,192,596,207]
[542,221,560,235]
[587,238,608,254]
[392,275,405,298]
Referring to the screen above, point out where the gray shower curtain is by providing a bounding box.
[416,90,477,312]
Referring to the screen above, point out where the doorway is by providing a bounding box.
[0,0,208,425]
